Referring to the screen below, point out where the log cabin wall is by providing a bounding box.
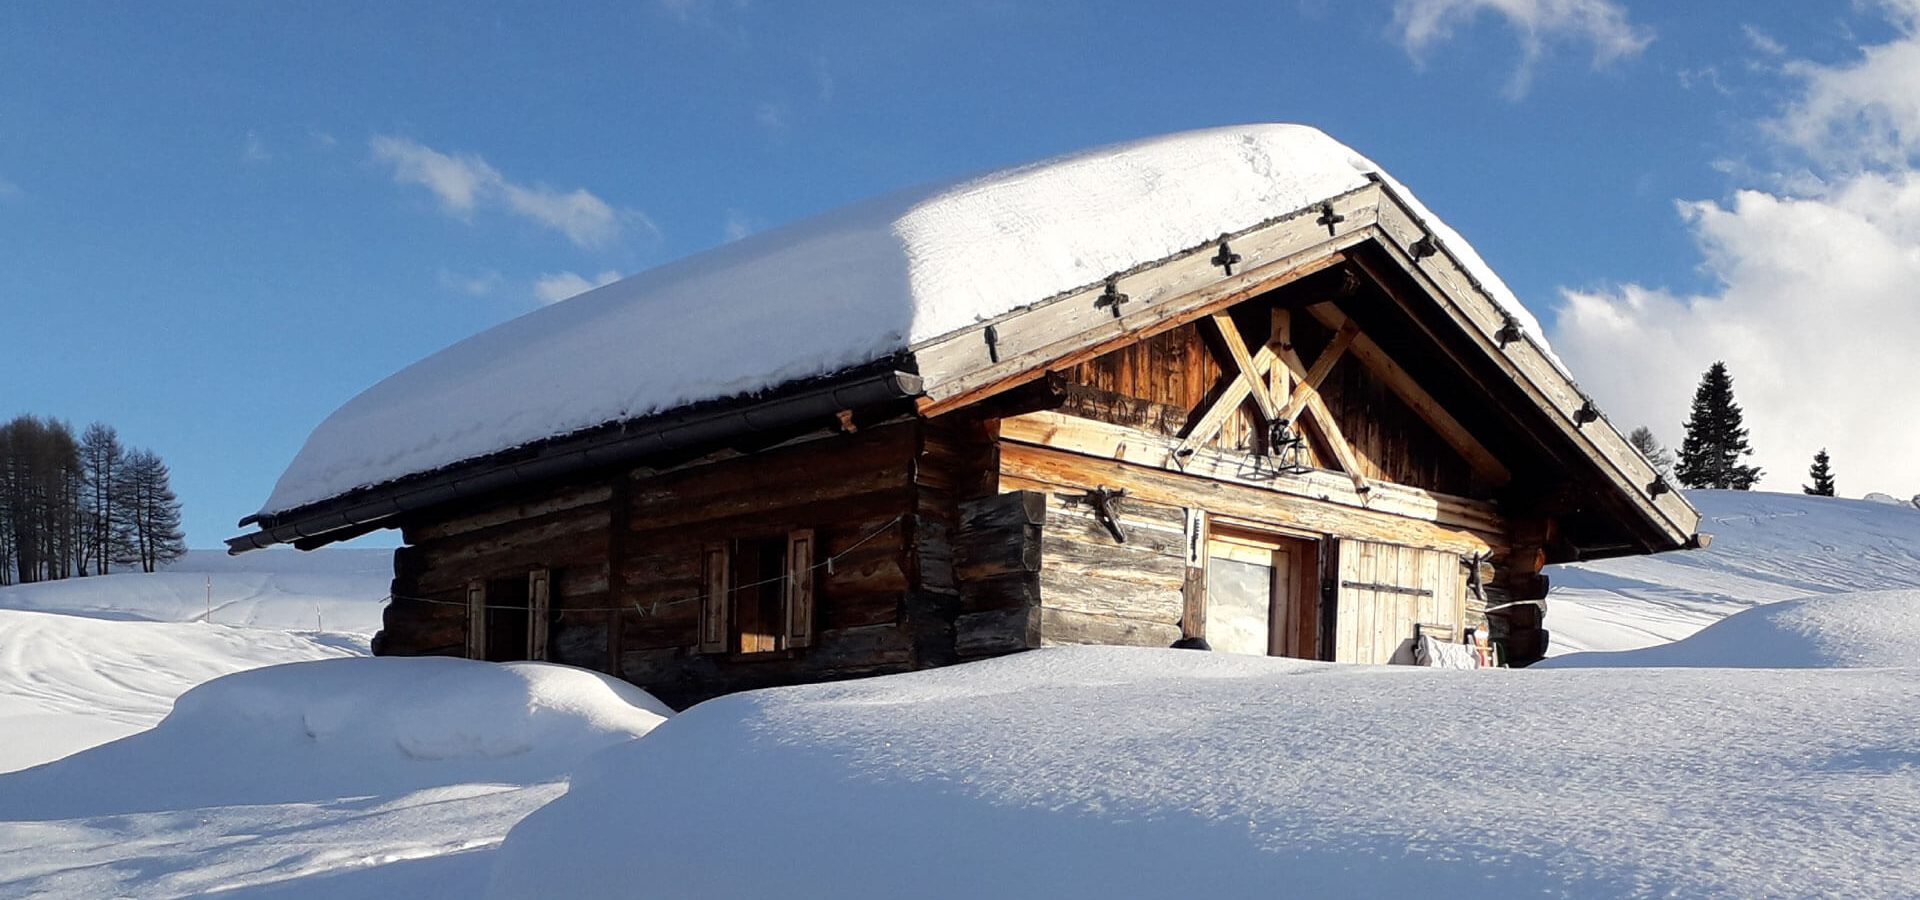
[612,422,927,707]
[384,483,615,662]
[386,421,961,708]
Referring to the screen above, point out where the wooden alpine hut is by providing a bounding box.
[232,125,1703,708]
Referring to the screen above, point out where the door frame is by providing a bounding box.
[1204,522,1323,659]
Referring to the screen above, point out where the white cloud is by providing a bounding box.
[0,176,17,199]
[499,182,623,249]
[533,269,621,305]
[1391,0,1652,97]
[369,135,629,248]
[1550,7,1920,499]
[1771,8,1920,169]
[1743,24,1786,57]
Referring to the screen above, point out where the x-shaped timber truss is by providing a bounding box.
[1177,304,1371,494]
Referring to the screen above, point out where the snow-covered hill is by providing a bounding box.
[0,549,390,772]
[0,548,391,631]
[1546,490,1920,654]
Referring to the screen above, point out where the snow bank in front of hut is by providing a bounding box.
[1547,490,1920,655]
[259,124,1557,517]
[0,657,670,819]
[1541,589,1920,669]
[486,645,1920,899]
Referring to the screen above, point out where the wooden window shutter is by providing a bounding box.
[698,543,730,654]
[783,529,815,649]
[466,578,487,660]
[527,568,551,662]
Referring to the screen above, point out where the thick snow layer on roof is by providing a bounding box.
[487,645,1920,899]
[259,124,1554,517]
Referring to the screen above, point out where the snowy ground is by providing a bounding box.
[1546,490,1920,654]
[0,548,389,772]
[491,643,1920,899]
[0,659,667,898]
[2,492,1916,898]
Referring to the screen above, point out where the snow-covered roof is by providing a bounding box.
[256,124,1554,518]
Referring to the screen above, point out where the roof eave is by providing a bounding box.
[228,367,923,554]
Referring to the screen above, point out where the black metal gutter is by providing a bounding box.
[226,369,924,554]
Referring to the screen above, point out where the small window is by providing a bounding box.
[466,567,551,663]
[731,537,787,654]
[485,574,533,662]
[699,529,815,655]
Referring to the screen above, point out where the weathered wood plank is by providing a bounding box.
[1000,442,1494,555]
[407,483,614,543]
[1039,607,1183,648]
[1001,411,1506,538]
[955,607,1040,657]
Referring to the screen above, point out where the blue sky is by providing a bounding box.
[4,0,1917,547]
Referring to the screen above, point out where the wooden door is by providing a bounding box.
[1333,540,1465,664]
[1205,530,1320,658]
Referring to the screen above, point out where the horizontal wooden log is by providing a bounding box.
[956,607,1041,657]
[549,619,610,669]
[407,483,614,543]
[954,526,1042,580]
[1039,607,1182,648]
[1002,410,1505,538]
[958,572,1042,614]
[1038,570,1184,625]
[1000,442,1495,556]
[959,491,1047,531]
[1044,504,1187,559]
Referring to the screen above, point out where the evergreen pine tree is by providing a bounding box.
[1676,361,1764,490]
[1803,448,1836,496]
[1628,426,1675,477]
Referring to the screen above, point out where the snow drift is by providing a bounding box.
[1542,590,1920,669]
[0,548,391,633]
[0,610,362,773]
[487,646,1920,899]
[259,124,1557,517]
[1547,490,1920,654]
[0,547,393,772]
[0,657,670,819]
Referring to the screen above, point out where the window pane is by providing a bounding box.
[1207,556,1272,656]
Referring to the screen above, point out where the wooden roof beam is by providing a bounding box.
[1302,302,1512,486]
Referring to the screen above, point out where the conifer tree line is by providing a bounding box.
[0,415,185,585]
